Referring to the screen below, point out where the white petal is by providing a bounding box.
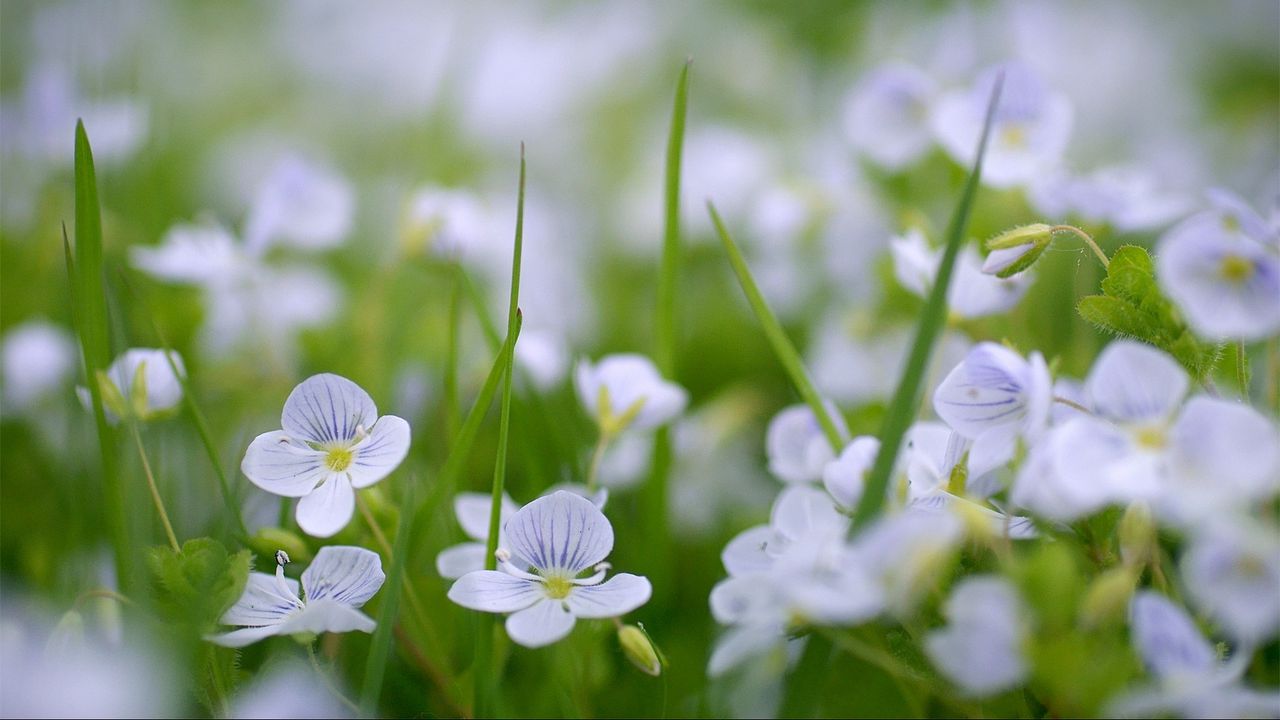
[770,485,846,543]
[301,546,385,607]
[455,492,518,541]
[447,571,542,613]
[933,343,1030,439]
[206,625,284,648]
[503,491,613,575]
[131,223,242,286]
[295,476,356,538]
[504,598,576,648]
[221,572,302,626]
[277,599,374,636]
[241,431,329,498]
[721,525,776,576]
[1086,341,1188,423]
[281,373,378,446]
[436,543,487,580]
[566,574,652,619]
[346,415,410,489]
[822,436,879,509]
[708,624,786,677]
[1130,591,1217,680]
[1171,396,1280,501]
[766,403,847,484]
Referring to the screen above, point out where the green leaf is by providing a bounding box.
[146,537,251,631]
[1077,245,1221,379]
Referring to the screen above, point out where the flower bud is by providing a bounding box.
[1080,566,1137,628]
[618,624,662,677]
[249,527,311,563]
[45,610,85,657]
[982,223,1053,278]
[1118,502,1156,569]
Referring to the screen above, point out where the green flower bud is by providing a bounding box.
[982,223,1054,278]
[1081,566,1137,628]
[618,624,662,677]
[249,527,311,563]
[95,370,130,421]
[1118,502,1156,569]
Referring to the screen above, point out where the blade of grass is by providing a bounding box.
[646,59,691,593]
[708,203,843,451]
[69,121,130,590]
[476,145,526,719]
[359,476,419,718]
[849,73,1004,531]
[445,268,464,442]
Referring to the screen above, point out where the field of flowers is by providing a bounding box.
[2,1,1278,718]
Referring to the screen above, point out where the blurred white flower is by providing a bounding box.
[436,492,518,580]
[933,342,1051,443]
[1030,166,1191,233]
[808,315,971,407]
[932,61,1072,189]
[822,436,879,509]
[243,155,354,253]
[575,354,687,434]
[241,374,410,537]
[765,402,848,484]
[230,660,353,719]
[595,431,653,490]
[842,63,937,170]
[1108,591,1280,719]
[448,491,651,648]
[851,509,962,613]
[515,328,570,392]
[1,320,76,413]
[1180,522,1280,645]
[76,348,184,424]
[209,546,385,647]
[925,576,1029,696]
[401,186,494,262]
[1156,190,1280,341]
[890,229,1031,319]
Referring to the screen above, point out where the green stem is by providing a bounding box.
[585,431,611,492]
[359,479,418,718]
[708,205,844,452]
[1051,225,1109,269]
[127,422,180,553]
[445,267,464,443]
[1235,339,1248,397]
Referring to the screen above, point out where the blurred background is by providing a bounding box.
[1,1,1277,717]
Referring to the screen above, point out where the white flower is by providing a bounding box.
[229,660,353,719]
[242,155,354,254]
[515,328,570,392]
[447,491,652,648]
[766,402,848,484]
[933,342,1051,443]
[76,348,184,424]
[842,63,937,170]
[931,62,1072,189]
[1,320,76,412]
[436,492,519,580]
[574,354,687,434]
[851,509,963,614]
[925,576,1029,696]
[1156,190,1280,341]
[1180,522,1280,644]
[822,436,879,509]
[890,229,1031,319]
[241,374,410,537]
[1029,166,1190,233]
[208,546,385,648]
[402,186,494,261]
[1108,591,1280,719]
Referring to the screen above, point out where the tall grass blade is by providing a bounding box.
[359,477,419,718]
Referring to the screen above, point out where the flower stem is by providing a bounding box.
[127,422,180,553]
[1235,339,1248,397]
[309,643,361,715]
[585,431,611,492]
[1051,225,1109,269]
[1052,395,1092,415]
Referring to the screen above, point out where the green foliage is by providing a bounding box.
[1077,245,1221,379]
[146,537,252,632]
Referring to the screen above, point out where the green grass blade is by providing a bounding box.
[475,146,526,719]
[359,476,419,717]
[709,203,843,451]
[849,75,1005,530]
[70,121,130,590]
[444,269,464,442]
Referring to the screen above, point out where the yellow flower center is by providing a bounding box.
[1218,254,1254,284]
[1000,124,1027,148]
[543,574,574,600]
[325,446,354,472]
[1133,425,1167,450]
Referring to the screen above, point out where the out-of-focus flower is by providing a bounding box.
[229,660,353,719]
[242,156,354,253]
[765,402,848,484]
[925,576,1029,696]
[808,315,971,407]
[1156,189,1280,341]
[448,491,652,648]
[515,328,570,392]
[822,436,879,509]
[241,374,410,537]
[1,320,76,413]
[209,546,385,647]
[76,348,184,424]
[1180,522,1280,645]
[932,61,1072,189]
[1107,591,1280,718]
[842,63,937,170]
[890,229,1032,319]
[401,186,493,261]
[436,492,518,580]
[1030,166,1191,233]
[575,354,687,435]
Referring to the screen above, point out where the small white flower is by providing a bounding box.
[766,401,848,484]
[436,492,519,580]
[1030,166,1190,233]
[931,62,1072,189]
[229,660,354,719]
[842,63,937,170]
[208,546,385,648]
[890,230,1031,319]
[1156,190,1280,341]
[574,354,687,434]
[851,510,963,614]
[1,320,76,412]
[401,186,493,261]
[1180,522,1280,645]
[514,328,570,392]
[925,576,1029,696]
[242,155,354,254]
[76,348,184,424]
[448,491,652,648]
[241,374,410,537]
[822,436,880,509]
[933,342,1051,443]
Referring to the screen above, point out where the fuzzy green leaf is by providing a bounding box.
[146,537,251,631]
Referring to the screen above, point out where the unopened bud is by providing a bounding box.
[1118,502,1156,569]
[1081,566,1137,628]
[249,527,310,563]
[982,223,1053,278]
[618,624,662,677]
